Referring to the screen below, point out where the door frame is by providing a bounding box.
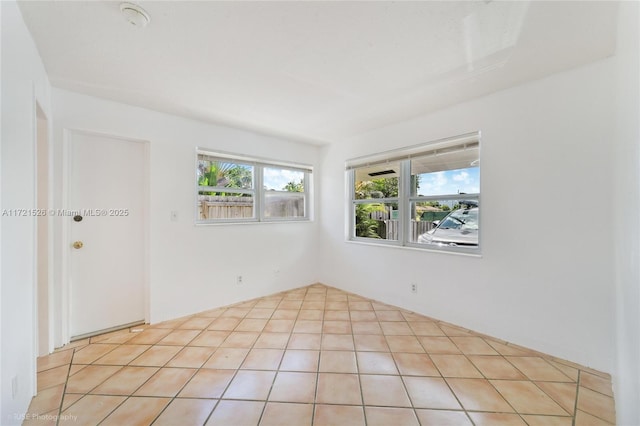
[60,128,150,345]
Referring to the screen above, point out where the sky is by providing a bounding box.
[263,167,304,191]
[417,167,480,196]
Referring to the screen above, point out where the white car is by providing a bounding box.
[417,206,478,248]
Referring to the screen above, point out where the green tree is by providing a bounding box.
[283,180,304,192]
[355,203,385,238]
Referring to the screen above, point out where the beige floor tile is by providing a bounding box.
[350,311,378,321]
[241,348,284,370]
[100,396,170,426]
[65,365,122,394]
[325,301,349,310]
[152,317,189,329]
[208,317,242,331]
[254,300,280,309]
[287,333,322,350]
[37,350,73,373]
[264,319,296,333]
[260,402,313,426]
[189,330,230,347]
[253,332,290,349]
[94,344,150,365]
[403,376,461,409]
[450,337,499,355]
[491,380,569,415]
[415,409,473,425]
[316,373,362,405]
[380,321,414,335]
[279,350,319,372]
[386,336,425,353]
[247,308,276,319]
[375,310,406,321]
[574,409,615,426]
[153,398,217,426]
[220,331,260,348]
[356,351,398,374]
[37,365,69,391]
[535,381,578,415]
[268,372,317,403]
[353,335,389,351]
[487,340,536,356]
[419,336,462,354]
[521,414,573,426]
[59,395,126,426]
[467,412,527,425]
[431,354,483,378]
[176,316,214,329]
[22,409,59,426]
[393,353,440,376]
[221,307,251,318]
[90,366,158,395]
[129,345,182,367]
[60,393,83,411]
[322,334,355,350]
[447,378,514,412]
[580,371,614,397]
[298,309,324,320]
[293,320,323,333]
[323,320,352,334]
[352,322,383,335]
[468,355,527,379]
[349,301,373,311]
[408,321,446,336]
[157,329,200,346]
[576,386,616,424]
[507,357,575,382]
[314,404,365,426]
[72,344,119,364]
[270,310,299,320]
[549,360,580,381]
[365,407,419,426]
[202,347,249,369]
[301,301,325,310]
[277,300,303,310]
[126,328,172,345]
[319,350,358,373]
[166,346,216,368]
[439,324,472,336]
[178,369,235,398]
[324,310,350,321]
[26,384,64,415]
[236,318,269,332]
[133,367,196,397]
[223,370,276,400]
[361,374,412,407]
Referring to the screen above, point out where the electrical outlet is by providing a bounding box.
[237,275,243,285]
[411,283,417,294]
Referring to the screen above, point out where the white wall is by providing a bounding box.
[52,90,321,343]
[613,2,640,424]
[0,1,52,424]
[319,57,617,372]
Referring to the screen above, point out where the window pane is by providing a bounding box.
[354,202,399,240]
[198,192,254,220]
[410,199,479,248]
[411,145,479,196]
[264,167,304,192]
[354,162,400,200]
[198,159,254,189]
[264,192,305,218]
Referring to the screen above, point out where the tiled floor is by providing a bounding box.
[26,284,616,425]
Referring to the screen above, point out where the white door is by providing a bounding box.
[68,131,147,339]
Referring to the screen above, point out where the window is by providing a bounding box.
[347,132,480,253]
[197,150,312,223]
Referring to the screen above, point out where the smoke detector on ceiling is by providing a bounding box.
[120,2,150,28]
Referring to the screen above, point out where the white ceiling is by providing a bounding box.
[18,1,618,145]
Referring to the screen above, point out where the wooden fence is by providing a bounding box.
[198,195,304,220]
[383,220,434,240]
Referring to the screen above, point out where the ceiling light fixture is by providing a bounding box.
[120,2,150,28]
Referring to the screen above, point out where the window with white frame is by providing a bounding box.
[197,150,312,223]
[347,132,480,253]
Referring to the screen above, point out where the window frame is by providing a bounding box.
[196,148,312,224]
[346,132,481,255]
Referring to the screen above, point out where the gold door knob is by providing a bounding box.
[72,241,84,249]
